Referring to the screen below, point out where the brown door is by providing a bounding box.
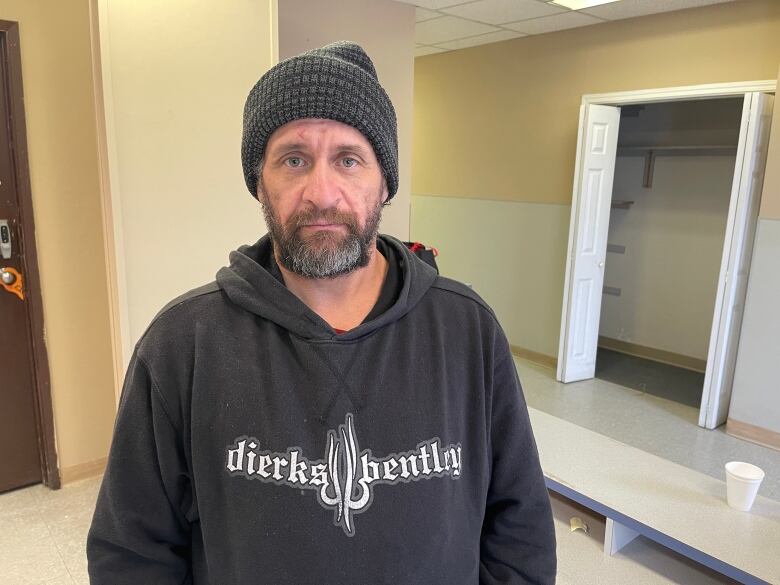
[0,21,58,492]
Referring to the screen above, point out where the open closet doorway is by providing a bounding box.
[597,99,742,411]
[556,82,775,430]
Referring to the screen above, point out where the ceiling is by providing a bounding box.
[393,0,739,56]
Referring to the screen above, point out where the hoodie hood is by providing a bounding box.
[215,234,437,342]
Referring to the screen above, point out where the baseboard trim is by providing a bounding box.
[60,457,107,485]
[598,336,706,373]
[726,419,780,453]
[510,345,557,370]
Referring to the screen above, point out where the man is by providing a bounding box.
[87,41,556,584]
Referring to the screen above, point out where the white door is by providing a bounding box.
[557,104,621,383]
[699,92,774,429]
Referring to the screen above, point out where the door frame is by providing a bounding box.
[0,20,59,488]
[557,80,776,428]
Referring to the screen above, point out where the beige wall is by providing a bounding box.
[413,0,780,205]
[759,65,780,220]
[103,0,278,349]
[412,0,780,363]
[278,0,416,240]
[0,1,116,471]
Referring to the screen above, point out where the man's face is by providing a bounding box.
[258,119,389,279]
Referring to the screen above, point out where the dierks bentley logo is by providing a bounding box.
[226,414,462,536]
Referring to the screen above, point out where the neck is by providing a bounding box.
[275,239,388,332]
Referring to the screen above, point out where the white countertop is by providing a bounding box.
[529,408,780,584]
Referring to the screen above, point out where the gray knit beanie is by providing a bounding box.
[242,41,398,200]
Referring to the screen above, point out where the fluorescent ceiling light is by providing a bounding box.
[550,0,620,9]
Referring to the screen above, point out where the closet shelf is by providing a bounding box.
[617,145,737,157]
[617,145,738,188]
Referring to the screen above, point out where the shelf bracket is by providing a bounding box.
[643,149,655,188]
[604,517,640,556]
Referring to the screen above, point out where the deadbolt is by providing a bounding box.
[0,220,11,259]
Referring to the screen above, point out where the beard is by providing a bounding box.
[260,196,383,279]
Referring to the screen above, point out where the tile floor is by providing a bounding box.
[0,476,99,585]
[2,358,778,583]
[595,347,704,408]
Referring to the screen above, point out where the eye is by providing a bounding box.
[284,157,305,168]
[342,157,358,168]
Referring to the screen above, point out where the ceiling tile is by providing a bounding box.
[415,45,449,57]
[435,30,527,50]
[582,0,736,20]
[416,15,502,45]
[394,0,478,9]
[443,0,566,25]
[416,7,444,22]
[503,11,604,34]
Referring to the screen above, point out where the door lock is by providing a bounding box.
[1,267,16,284]
[0,267,24,300]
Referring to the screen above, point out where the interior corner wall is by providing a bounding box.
[104,0,277,346]
[411,0,780,359]
[0,0,116,472]
[729,65,780,436]
[759,65,780,221]
[277,0,416,241]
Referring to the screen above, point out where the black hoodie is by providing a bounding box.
[87,235,556,585]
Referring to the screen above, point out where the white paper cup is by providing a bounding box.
[725,461,765,511]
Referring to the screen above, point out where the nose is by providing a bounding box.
[302,162,342,209]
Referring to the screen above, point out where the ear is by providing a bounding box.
[381,180,389,204]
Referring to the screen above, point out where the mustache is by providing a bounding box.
[289,208,359,230]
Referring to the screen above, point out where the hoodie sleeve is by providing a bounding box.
[479,333,557,585]
[87,351,193,584]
